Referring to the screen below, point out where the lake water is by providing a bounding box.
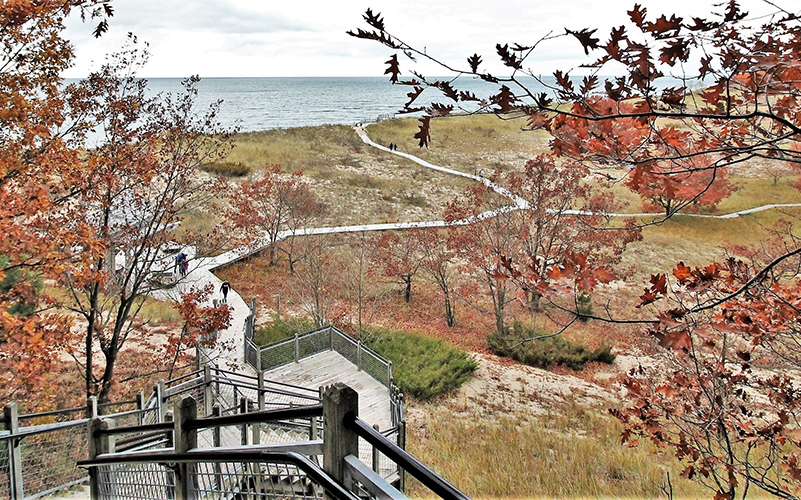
[73,75,687,133]
[142,76,548,132]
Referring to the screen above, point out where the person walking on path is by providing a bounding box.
[220,281,231,303]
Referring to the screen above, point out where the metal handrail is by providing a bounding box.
[78,450,361,500]
[93,421,174,438]
[344,412,470,500]
[185,404,323,431]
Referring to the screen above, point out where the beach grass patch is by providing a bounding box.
[488,321,614,371]
[363,327,477,400]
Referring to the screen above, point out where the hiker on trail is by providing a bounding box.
[220,281,230,303]
[178,255,189,277]
[175,252,185,273]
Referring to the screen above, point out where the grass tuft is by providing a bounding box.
[488,321,615,371]
[364,327,477,400]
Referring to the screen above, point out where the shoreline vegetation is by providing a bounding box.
[208,114,799,499]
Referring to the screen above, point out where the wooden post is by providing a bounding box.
[4,403,23,500]
[388,361,393,386]
[329,325,334,350]
[88,417,115,499]
[136,391,145,425]
[211,405,222,492]
[398,420,407,492]
[322,383,359,494]
[86,395,98,418]
[294,333,300,363]
[203,365,213,417]
[372,424,380,473]
[157,380,167,422]
[310,415,318,441]
[173,396,197,500]
[357,341,362,371]
[257,371,266,411]
[239,397,249,446]
[256,342,262,372]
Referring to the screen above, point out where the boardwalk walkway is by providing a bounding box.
[158,125,801,430]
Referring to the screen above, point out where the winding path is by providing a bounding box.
[169,124,801,377]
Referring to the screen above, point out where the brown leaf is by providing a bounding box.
[414,116,431,148]
[385,54,401,83]
[468,54,482,73]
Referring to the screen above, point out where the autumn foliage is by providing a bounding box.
[352,1,801,497]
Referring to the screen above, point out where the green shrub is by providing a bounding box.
[199,161,251,177]
[576,291,593,321]
[254,316,317,346]
[364,328,477,400]
[488,321,614,371]
[0,255,43,317]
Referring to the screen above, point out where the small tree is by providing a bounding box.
[373,230,422,302]
[60,39,233,402]
[227,166,323,270]
[414,228,459,327]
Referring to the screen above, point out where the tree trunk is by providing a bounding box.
[402,274,412,302]
[528,291,542,313]
[444,292,454,328]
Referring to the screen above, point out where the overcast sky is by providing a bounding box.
[63,0,784,78]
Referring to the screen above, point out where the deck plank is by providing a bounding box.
[262,350,392,430]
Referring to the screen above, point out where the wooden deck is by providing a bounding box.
[262,350,392,430]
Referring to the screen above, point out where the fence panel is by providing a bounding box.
[359,351,389,387]
[0,433,9,498]
[332,334,358,366]
[297,330,330,359]
[96,463,174,500]
[19,423,89,498]
[259,339,295,371]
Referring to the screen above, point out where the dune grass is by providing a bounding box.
[407,401,710,499]
[364,327,477,400]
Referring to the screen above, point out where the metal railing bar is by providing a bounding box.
[95,422,174,438]
[79,450,361,500]
[116,434,171,453]
[344,454,408,500]
[344,413,470,500]
[25,477,89,500]
[96,398,138,409]
[162,369,202,386]
[18,406,86,419]
[0,418,90,440]
[210,366,259,380]
[186,404,323,431]
[192,440,324,455]
[213,378,319,401]
[163,376,205,397]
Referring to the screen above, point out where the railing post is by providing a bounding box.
[173,396,198,500]
[88,417,115,499]
[322,383,359,495]
[256,342,262,372]
[329,325,334,351]
[256,372,265,445]
[211,405,222,492]
[294,333,300,363]
[388,361,393,386]
[203,365,213,417]
[249,400,260,445]
[357,341,362,371]
[4,403,23,500]
[136,391,145,425]
[310,415,319,441]
[87,395,98,418]
[239,397,249,446]
[257,371,266,412]
[157,380,167,422]
[399,420,407,492]
[372,424,380,473]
